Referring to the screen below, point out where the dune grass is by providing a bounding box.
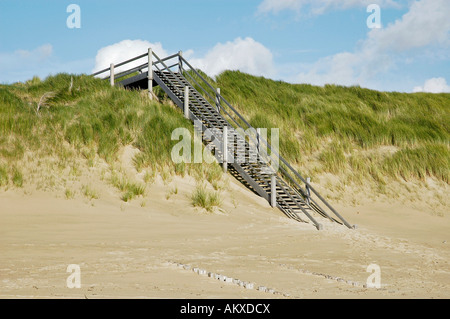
[0,165,8,187]
[0,74,200,187]
[81,184,99,200]
[213,71,450,185]
[191,184,222,212]
[0,73,195,168]
[65,188,75,199]
[382,144,449,183]
[0,70,448,203]
[0,164,24,188]
[0,73,227,209]
[11,167,23,187]
[110,173,146,202]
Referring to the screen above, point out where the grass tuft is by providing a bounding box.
[191,184,222,212]
[65,188,75,199]
[111,174,146,202]
[11,167,23,187]
[0,165,8,187]
[82,184,99,200]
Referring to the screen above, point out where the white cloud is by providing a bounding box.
[14,44,53,61]
[413,78,450,93]
[89,0,449,92]
[257,0,400,15]
[0,44,54,83]
[91,37,274,80]
[294,52,363,86]
[189,37,275,78]
[92,39,168,76]
[366,0,450,53]
[292,0,450,89]
[0,44,53,68]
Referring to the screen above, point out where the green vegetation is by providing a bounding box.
[110,173,146,202]
[213,71,449,185]
[165,185,178,200]
[0,72,226,204]
[0,164,24,188]
[11,167,23,187]
[65,188,75,199]
[0,165,8,187]
[382,144,449,183]
[0,70,448,207]
[81,184,99,200]
[191,184,222,212]
[0,73,194,171]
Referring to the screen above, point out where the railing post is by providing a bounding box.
[110,63,115,87]
[222,125,228,173]
[306,177,311,206]
[178,51,183,73]
[184,86,189,119]
[148,48,153,100]
[271,174,276,207]
[215,88,221,113]
[256,128,261,159]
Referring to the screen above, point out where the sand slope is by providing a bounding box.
[1,173,449,299]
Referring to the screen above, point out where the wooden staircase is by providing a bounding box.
[92,50,354,230]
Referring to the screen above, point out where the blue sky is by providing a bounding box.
[0,0,449,92]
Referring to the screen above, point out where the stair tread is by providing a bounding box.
[150,69,345,228]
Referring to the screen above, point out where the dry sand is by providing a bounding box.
[1,161,449,299]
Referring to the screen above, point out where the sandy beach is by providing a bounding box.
[1,169,448,299]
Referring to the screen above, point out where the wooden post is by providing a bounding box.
[215,88,221,113]
[148,48,153,100]
[256,128,261,160]
[178,51,183,73]
[184,86,189,119]
[222,125,228,173]
[306,177,311,206]
[110,63,114,87]
[271,174,276,207]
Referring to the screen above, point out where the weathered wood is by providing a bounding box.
[148,48,153,99]
[184,86,189,119]
[215,88,221,112]
[223,125,228,173]
[110,63,114,87]
[271,174,276,207]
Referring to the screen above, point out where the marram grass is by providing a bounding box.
[214,71,450,185]
[0,71,448,202]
